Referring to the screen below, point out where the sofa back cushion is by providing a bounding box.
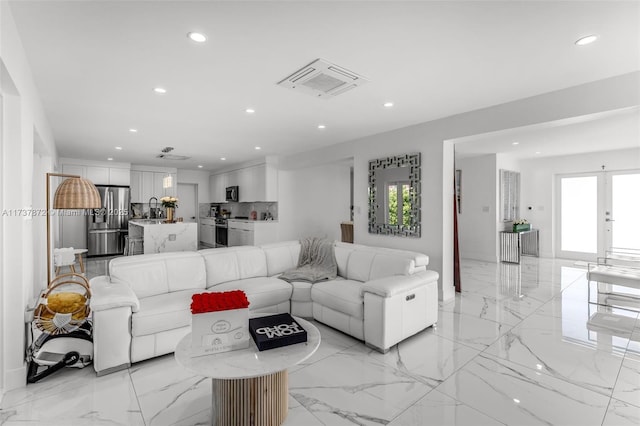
[260,241,301,276]
[334,242,429,269]
[333,243,353,278]
[199,246,268,287]
[109,252,206,298]
[345,250,412,282]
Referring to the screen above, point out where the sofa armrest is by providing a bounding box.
[362,270,439,298]
[90,276,140,313]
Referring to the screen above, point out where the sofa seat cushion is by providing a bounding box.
[290,281,312,302]
[311,279,364,319]
[211,277,292,310]
[132,289,198,337]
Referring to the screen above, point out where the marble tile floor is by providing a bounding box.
[2,256,639,425]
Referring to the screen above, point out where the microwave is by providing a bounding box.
[225,186,239,202]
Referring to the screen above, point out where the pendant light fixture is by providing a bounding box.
[163,173,173,189]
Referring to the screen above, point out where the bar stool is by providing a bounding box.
[125,236,144,256]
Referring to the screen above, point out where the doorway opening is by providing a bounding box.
[176,183,198,223]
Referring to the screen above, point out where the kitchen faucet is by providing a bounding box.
[148,197,158,218]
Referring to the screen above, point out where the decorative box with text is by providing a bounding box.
[190,290,250,356]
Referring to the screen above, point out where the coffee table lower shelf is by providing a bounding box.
[213,370,288,426]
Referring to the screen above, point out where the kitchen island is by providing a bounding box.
[129,220,198,254]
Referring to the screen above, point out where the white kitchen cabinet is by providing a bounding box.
[69,164,130,186]
[137,171,155,203]
[130,171,142,202]
[61,164,85,179]
[209,173,227,203]
[237,167,254,202]
[239,164,277,202]
[227,220,278,246]
[228,227,252,247]
[199,221,216,247]
[85,166,109,185]
[109,168,130,186]
[130,170,176,202]
[210,162,278,203]
[153,172,176,198]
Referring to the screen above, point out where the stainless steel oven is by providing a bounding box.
[215,218,228,247]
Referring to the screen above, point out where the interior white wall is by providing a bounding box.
[277,162,351,242]
[1,2,57,395]
[31,151,50,297]
[456,154,498,262]
[520,147,640,258]
[176,169,210,202]
[279,72,639,303]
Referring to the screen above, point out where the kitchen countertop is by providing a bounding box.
[200,217,277,223]
[227,218,277,223]
[131,219,199,225]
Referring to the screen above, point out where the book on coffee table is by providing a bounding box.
[249,313,308,351]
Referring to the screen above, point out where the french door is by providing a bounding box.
[557,170,640,261]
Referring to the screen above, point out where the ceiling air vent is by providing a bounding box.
[156,146,190,161]
[277,58,369,99]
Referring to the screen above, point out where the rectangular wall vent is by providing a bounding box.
[277,59,369,99]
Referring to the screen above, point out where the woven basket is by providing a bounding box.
[34,273,92,335]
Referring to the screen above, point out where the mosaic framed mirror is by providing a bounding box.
[368,153,421,237]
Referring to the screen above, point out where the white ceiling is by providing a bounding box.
[454,107,640,160]
[8,1,640,171]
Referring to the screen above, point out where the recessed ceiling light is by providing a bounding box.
[153,87,167,94]
[513,398,520,404]
[187,32,207,43]
[575,34,598,46]
[107,157,113,161]
[197,165,203,168]
[129,128,138,133]
[245,108,255,114]
[115,146,123,150]
[512,142,519,145]
[317,124,326,129]
[535,151,541,155]
[255,146,261,150]
[220,157,226,161]
[383,102,394,108]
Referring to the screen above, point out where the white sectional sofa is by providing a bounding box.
[89,241,439,375]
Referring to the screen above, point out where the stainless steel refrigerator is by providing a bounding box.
[87,185,130,256]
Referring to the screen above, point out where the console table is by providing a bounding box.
[175,315,320,426]
[500,229,539,263]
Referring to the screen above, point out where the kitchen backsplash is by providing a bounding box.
[199,202,278,220]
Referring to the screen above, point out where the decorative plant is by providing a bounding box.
[514,219,529,225]
[160,196,178,208]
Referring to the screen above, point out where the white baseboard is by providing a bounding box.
[5,363,26,392]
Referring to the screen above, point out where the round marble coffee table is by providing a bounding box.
[175,315,320,426]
